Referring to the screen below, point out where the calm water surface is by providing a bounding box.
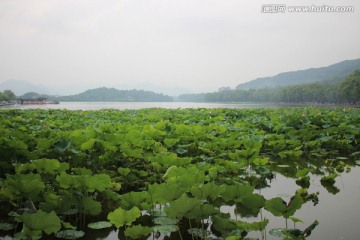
[1,102,279,110]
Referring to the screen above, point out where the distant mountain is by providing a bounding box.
[111,82,193,96]
[236,58,360,90]
[0,79,49,95]
[55,87,173,102]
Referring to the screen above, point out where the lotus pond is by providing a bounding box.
[0,108,359,240]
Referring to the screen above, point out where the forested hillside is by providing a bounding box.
[235,58,360,90]
[39,87,174,102]
[179,69,360,104]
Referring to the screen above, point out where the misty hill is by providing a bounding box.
[236,58,360,90]
[55,87,173,102]
[0,79,49,95]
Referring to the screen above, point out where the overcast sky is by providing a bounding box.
[1,0,360,95]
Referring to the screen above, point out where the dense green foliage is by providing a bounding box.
[0,108,359,239]
[340,69,360,104]
[54,87,173,102]
[0,90,16,102]
[179,69,360,104]
[235,58,360,90]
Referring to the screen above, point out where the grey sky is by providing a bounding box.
[1,0,360,95]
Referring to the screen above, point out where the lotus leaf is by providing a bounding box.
[5,173,45,200]
[16,210,61,236]
[80,197,102,216]
[87,221,112,229]
[124,225,152,239]
[107,206,141,228]
[55,230,85,239]
[165,194,202,219]
[265,195,303,218]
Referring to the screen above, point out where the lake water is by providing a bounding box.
[1,102,280,110]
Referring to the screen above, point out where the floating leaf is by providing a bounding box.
[55,230,85,239]
[154,217,177,225]
[0,222,14,231]
[87,221,112,229]
[269,228,302,238]
[153,225,178,233]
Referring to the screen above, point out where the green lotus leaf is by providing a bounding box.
[0,222,14,231]
[56,173,79,189]
[37,138,53,152]
[53,139,71,153]
[87,221,112,229]
[5,173,45,200]
[124,225,152,239]
[289,216,304,224]
[253,157,269,166]
[153,224,178,233]
[188,228,212,238]
[119,191,149,209]
[265,195,303,218]
[118,167,131,176]
[269,228,302,238]
[320,173,339,183]
[235,219,269,231]
[165,194,202,219]
[55,230,85,239]
[295,168,310,178]
[80,138,96,151]
[107,206,141,228]
[187,204,220,220]
[16,210,61,235]
[211,214,237,233]
[154,217,177,225]
[236,194,266,217]
[190,183,223,200]
[221,183,254,203]
[90,174,111,192]
[303,220,319,237]
[149,182,186,203]
[61,221,77,230]
[163,138,180,147]
[80,197,102,216]
[32,159,61,174]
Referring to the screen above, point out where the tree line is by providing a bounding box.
[178,69,360,104]
[0,90,16,102]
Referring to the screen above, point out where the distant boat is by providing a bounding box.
[46,101,60,104]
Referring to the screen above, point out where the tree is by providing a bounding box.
[340,69,360,104]
[0,90,16,101]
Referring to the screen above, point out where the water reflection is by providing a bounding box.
[28,167,356,240]
[1,102,280,110]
